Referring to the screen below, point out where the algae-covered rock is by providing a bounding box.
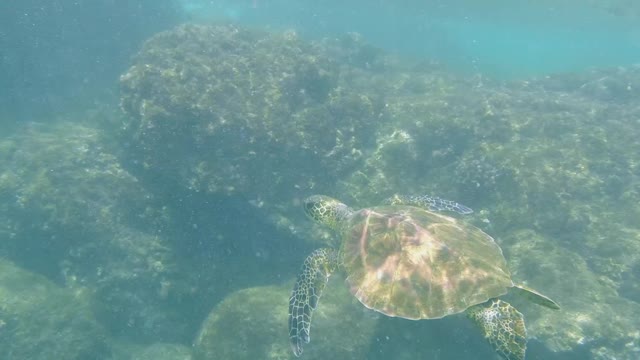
[0,258,110,359]
[505,229,640,360]
[336,77,480,204]
[0,121,188,342]
[131,342,193,360]
[0,121,157,271]
[194,283,378,359]
[118,22,640,359]
[108,340,194,360]
[333,64,640,359]
[119,24,376,203]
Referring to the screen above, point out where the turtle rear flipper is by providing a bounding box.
[467,299,527,360]
[289,248,340,357]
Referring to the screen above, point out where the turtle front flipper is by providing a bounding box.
[467,299,527,360]
[385,194,473,215]
[289,248,340,357]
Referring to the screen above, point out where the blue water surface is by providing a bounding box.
[182,0,640,78]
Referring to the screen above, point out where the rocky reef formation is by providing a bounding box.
[0,22,638,360]
[117,23,640,359]
[0,258,109,359]
[120,24,378,202]
[0,121,190,343]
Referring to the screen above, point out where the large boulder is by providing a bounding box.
[0,259,110,359]
[119,24,377,203]
[0,122,188,342]
[193,282,378,359]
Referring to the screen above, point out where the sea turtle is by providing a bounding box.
[289,194,559,360]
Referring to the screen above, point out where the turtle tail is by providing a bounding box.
[288,248,340,357]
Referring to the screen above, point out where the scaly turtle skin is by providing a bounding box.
[289,195,559,360]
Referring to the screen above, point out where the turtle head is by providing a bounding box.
[303,195,353,231]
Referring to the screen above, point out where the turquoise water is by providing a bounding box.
[182,0,640,77]
[1,1,639,359]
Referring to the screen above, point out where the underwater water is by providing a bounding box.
[182,0,640,77]
[1,1,639,359]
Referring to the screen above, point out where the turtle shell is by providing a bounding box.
[341,205,512,320]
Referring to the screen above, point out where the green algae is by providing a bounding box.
[0,259,109,359]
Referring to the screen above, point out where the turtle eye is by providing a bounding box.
[303,195,344,228]
[304,195,330,222]
[304,201,314,215]
[303,197,320,218]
